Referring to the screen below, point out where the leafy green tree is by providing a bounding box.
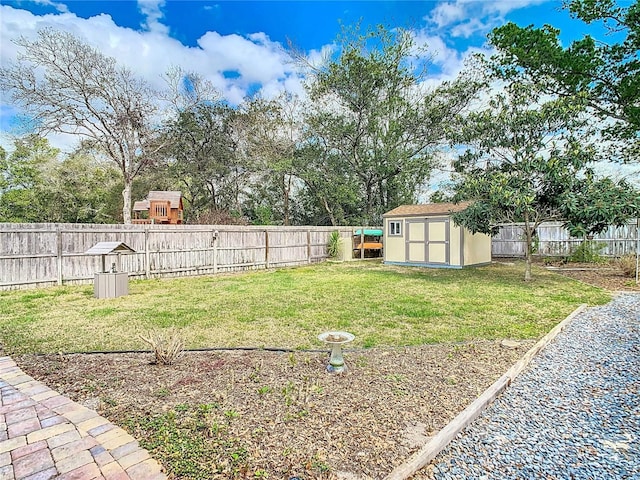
[450,82,619,281]
[240,93,303,225]
[0,137,126,223]
[302,25,480,224]
[562,176,639,238]
[0,29,163,223]
[294,144,361,225]
[0,135,59,222]
[47,150,123,223]
[489,0,640,161]
[162,102,239,222]
[429,189,455,204]
[0,147,7,194]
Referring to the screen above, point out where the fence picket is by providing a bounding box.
[0,224,360,290]
[492,221,639,258]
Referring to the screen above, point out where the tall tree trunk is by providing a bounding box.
[524,249,532,282]
[524,224,533,282]
[365,181,374,225]
[122,178,132,225]
[283,173,291,226]
[322,197,337,226]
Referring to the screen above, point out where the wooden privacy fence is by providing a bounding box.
[493,221,640,258]
[0,224,372,290]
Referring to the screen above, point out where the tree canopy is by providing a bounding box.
[0,136,121,223]
[1,19,637,236]
[302,25,481,224]
[450,80,637,280]
[489,0,640,161]
[0,28,162,223]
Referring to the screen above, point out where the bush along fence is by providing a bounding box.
[492,221,640,258]
[0,223,377,290]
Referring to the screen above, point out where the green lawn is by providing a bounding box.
[0,261,611,354]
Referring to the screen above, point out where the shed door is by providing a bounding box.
[405,218,450,265]
[406,220,426,263]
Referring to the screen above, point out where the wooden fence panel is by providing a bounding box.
[5,221,636,289]
[0,225,59,287]
[492,221,639,258]
[0,224,377,290]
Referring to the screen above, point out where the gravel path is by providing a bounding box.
[431,294,640,480]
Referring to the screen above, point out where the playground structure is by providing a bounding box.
[132,191,184,225]
[353,228,383,258]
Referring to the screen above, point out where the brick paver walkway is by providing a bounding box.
[0,356,166,480]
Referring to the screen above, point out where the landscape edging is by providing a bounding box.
[383,303,589,480]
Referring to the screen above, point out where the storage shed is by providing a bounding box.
[383,202,491,268]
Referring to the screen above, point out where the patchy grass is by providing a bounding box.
[123,403,251,480]
[0,261,610,354]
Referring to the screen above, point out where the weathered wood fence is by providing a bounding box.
[493,221,639,258]
[0,224,369,290]
[4,221,635,290]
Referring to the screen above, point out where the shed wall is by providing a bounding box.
[449,223,462,266]
[384,218,405,263]
[464,230,492,266]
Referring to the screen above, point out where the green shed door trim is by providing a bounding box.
[405,218,450,265]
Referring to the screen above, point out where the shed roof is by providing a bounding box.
[133,191,182,211]
[383,201,471,218]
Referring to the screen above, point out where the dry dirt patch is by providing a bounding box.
[17,341,532,479]
[541,260,640,292]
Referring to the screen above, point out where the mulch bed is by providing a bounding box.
[17,342,532,479]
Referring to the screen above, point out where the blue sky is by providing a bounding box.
[1,1,582,55]
[0,0,633,184]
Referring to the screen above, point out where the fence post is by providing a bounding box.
[213,229,218,274]
[265,230,270,269]
[56,227,63,286]
[144,227,151,279]
[360,227,365,259]
[307,230,312,264]
[636,217,640,285]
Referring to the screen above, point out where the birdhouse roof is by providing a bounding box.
[85,242,136,255]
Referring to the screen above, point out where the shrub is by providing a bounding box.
[616,254,637,278]
[327,231,341,258]
[568,240,606,263]
[140,328,185,365]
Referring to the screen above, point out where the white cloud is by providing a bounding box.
[0,5,299,96]
[0,5,305,151]
[484,0,549,18]
[137,0,169,35]
[32,0,68,13]
[425,0,550,38]
[412,32,464,78]
[429,1,467,29]
[197,31,289,84]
